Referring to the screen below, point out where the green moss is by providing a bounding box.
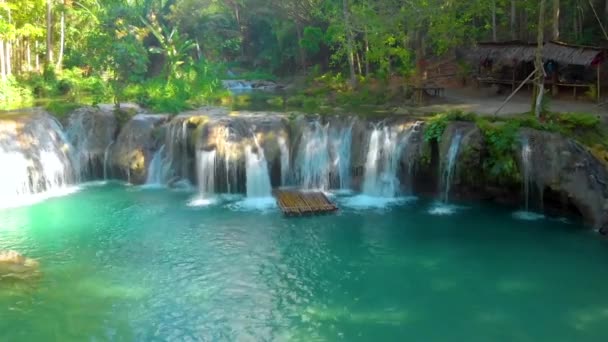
[476,119,521,185]
[423,110,476,142]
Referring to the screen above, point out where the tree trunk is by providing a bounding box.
[0,41,6,82]
[6,8,11,77]
[364,29,370,77]
[6,40,11,77]
[46,0,54,64]
[342,0,356,87]
[552,0,560,40]
[533,0,546,118]
[605,0,608,28]
[511,0,517,40]
[56,0,65,70]
[26,40,32,71]
[35,41,40,72]
[355,51,362,75]
[492,0,497,41]
[295,21,306,72]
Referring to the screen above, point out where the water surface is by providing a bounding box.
[1,184,608,341]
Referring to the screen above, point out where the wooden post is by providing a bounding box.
[598,62,601,103]
[494,69,538,116]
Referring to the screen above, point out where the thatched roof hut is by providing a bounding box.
[466,40,605,66]
[542,41,605,66]
[466,41,537,65]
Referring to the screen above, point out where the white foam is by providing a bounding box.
[340,195,416,210]
[187,195,217,207]
[228,197,277,212]
[427,202,465,216]
[512,211,545,221]
[0,186,81,210]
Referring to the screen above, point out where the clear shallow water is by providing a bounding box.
[1,185,608,341]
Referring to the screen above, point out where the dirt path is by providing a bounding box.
[415,87,608,117]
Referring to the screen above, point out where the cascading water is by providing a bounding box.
[521,137,532,211]
[196,150,217,196]
[0,113,77,208]
[244,139,272,198]
[103,141,114,180]
[329,122,353,190]
[164,119,191,184]
[278,136,290,186]
[441,132,463,203]
[294,121,330,190]
[66,109,116,181]
[146,145,166,186]
[361,125,411,197]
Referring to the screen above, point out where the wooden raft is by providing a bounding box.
[274,190,338,216]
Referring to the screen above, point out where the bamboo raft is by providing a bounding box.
[274,190,338,216]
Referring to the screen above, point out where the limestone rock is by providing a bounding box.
[519,129,608,228]
[0,250,40,280]
[110,114,169,184]
[66,106,118,179]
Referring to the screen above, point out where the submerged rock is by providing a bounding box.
[0,250,40,280]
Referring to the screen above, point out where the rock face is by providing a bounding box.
[0,250,40,280]
[36,104,608,230]
[438,122,484,199]
[195,111,290,190]
[109,114,169,184]
[66,106,118,180]
[520,129,608,228]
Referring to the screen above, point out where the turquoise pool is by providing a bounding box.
[1,184,608,341]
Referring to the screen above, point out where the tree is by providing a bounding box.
[46,0,52,64]
[533,0,546,118]
[342,0,356,87]
[552,0,559,40]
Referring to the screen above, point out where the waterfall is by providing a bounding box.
[0,114,77,208]
[196,150,217,195]
[245,141,272,198]
[164,119,190,183]
[521,136,533,211]
[66,109,116,181]
[441,132,463,203]
[278,136,290,186]
[294,121,330,190]
[329,123,353,189]
[146,145,166,186]
[103,141,114,180]
[361,125,411,197]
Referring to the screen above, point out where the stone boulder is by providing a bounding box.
[66,106,118,180]
[520,129,608,228]
[0,250,40,280]
[110,114,169,184]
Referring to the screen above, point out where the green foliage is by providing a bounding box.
[43,101,82,120]
[477,119,520,184]
[301,26,324,55]
[0,77,34,110]
[424,110,475,142]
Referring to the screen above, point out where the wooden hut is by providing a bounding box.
[466,41,537,91]
[542,41,605,101]
[466,40,606,101]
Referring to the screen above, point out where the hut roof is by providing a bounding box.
[542,41,605,66]
[465,40,606,66]
[466,41,537,64]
